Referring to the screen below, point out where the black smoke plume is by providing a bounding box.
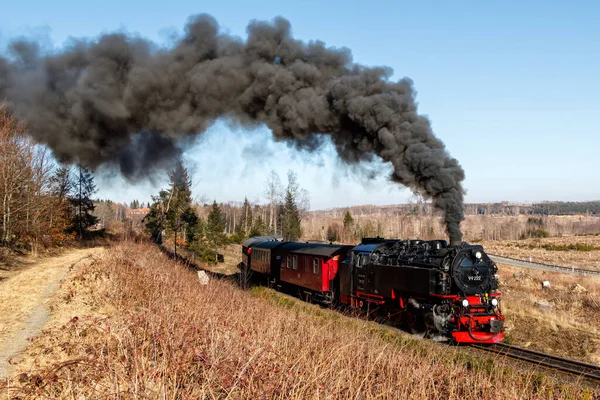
[0,15,465,243]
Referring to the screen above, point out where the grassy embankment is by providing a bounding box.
[2,242,598,399]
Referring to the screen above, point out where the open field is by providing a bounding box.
[496,262,600,365]
[482,236,600,270]
[2,242,597,398]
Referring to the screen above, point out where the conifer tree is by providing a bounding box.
[343,209,355,241]
[166,161,197,255]
[144,161,198,251]
[70,165,99,239]
[249,214,267,237]
[343,210,354,229]
[206,201,227,248]
[281,177,302,241]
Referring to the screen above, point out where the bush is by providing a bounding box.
[520,228,550,239]
[541,242,599,252]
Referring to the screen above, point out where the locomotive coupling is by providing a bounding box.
[489,318,504,333]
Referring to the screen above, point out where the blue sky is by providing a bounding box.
[1,0,599,209]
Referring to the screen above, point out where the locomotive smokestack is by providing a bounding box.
[0,14,465,241]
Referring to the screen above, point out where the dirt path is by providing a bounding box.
[0,247,104,377]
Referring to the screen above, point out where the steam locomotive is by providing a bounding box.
[241,236,504,344]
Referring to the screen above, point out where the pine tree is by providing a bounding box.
[282,187,302,241]
[343,209,355,241]
[144,190,169,243]
[343,210,354,229]
[166,161,197,256]
[206,201,227,248]
[249,215,267,237]
[70,165,99,239]
[144,161,198,251]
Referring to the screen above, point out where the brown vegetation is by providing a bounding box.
[303,210,600,244]
[2,243,597,398]
[484,236,600,270]
[0,104,73,254]
[496,262,600,365]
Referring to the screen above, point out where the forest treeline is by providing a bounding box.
[0,105,100,254]
[143,163,308,262]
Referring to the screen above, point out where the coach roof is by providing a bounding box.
[242,235,283,247]
[276,242,352,257]
[251,241,287,250]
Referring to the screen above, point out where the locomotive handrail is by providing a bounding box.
[488,253,600,276]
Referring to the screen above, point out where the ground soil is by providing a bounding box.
[0,247,104,377]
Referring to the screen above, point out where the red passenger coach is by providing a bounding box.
[274,242,352,303]
[242,236,284,276]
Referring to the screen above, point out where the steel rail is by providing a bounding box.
[472,343,600,381]
[489,254,600,276]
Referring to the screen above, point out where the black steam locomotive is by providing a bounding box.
[241,237,505,343]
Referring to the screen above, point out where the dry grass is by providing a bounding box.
[483,236,600,270]
[0,248,104,345]
[2,243,598,399]
[497,261,600,364]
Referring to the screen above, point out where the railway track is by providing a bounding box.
[472,343,600,382]
[489,254,600,276]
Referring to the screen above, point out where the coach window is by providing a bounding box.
[293,255,297,270]
[305,257,310,272]
[313,258,320,274]
[287,256,291,269]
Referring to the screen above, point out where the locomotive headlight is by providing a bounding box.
[475,251,482,259]
[461,299,469,308]
[491,298,499,307]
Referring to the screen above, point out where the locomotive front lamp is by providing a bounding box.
[491,298,498,307]
[461,299,469,308]
[475,251,482,259]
